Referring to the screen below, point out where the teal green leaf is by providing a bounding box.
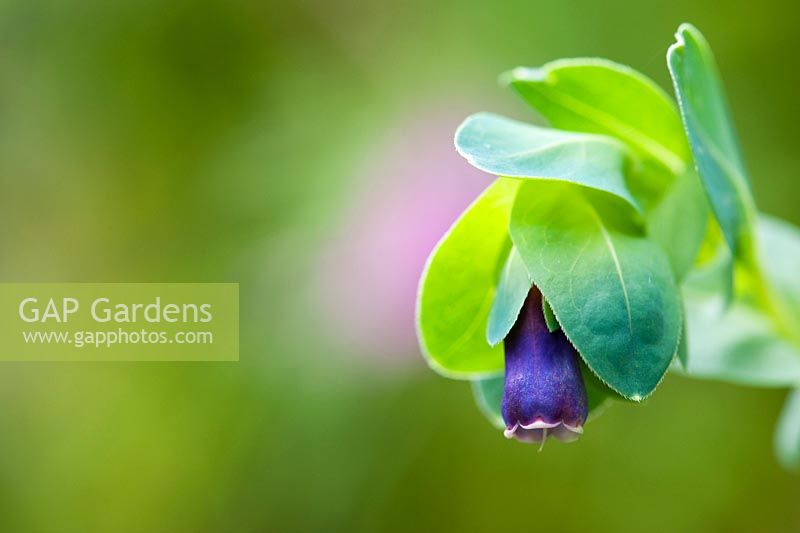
[471,361,614,430]
[679,293,800,387]
[510,181,681,400]
[667,23,755,259]
[504,58,689,176]
[758,215,800,325]
[455,112,640,211]
[417,178,521,377]
[542,297,560,333]
[486,247,531,346]
[775,390,800,471]
[684,232,734,303]
[676,299,688,369]
[646,169,708,280]
[471,375,506,429]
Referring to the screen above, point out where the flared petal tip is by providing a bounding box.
[504,421,584,444]
[521,418,560,430]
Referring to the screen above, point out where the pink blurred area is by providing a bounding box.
[314,106,491,365]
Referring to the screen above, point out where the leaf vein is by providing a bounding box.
[591,209,634,340]
[537,86,686,175]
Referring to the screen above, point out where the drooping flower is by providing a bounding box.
[502,286,588,444]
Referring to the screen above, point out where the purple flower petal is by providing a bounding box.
[502,286,589,443]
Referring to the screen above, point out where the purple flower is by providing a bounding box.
[502,287,588,444]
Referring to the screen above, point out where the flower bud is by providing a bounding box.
[502,287,588,444]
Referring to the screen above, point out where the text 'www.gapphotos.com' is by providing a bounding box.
[22,329,213,348]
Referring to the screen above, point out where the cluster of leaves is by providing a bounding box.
[416,24,800,469]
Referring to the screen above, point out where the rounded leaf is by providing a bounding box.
[416,179,520,377]
[510,181,681,400]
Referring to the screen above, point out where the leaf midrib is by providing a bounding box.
[532,85,687,175]
[588,205,635,340]
[466,131,621,165]
[688,115,753,214]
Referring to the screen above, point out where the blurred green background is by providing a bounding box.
[0,0,798,531]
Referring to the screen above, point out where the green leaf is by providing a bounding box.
[679,293,800,387]
[684,229,734,302]
[455,112,640,211]
[486,247,531,346]
[510,181,681,400]
[758,215,800,325]
[542,297,560,333]
[676,298,689,369]
[646,169,708,280]
[504,58,689,177]
[775,389,800,471]
[668,23,755,260]
[471,361,614,430]
[471,375,506,429]
[417,178,520,377]
[679,216,800,386]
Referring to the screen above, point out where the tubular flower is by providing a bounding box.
[502,287,589,444]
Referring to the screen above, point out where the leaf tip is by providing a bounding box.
[498,69,514,87]
[502,66,547,85]
[671,23,708,58]
[485,331,502,348]
[676,22,701,39]
[668,23,703,63]
[453,112,498,154]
